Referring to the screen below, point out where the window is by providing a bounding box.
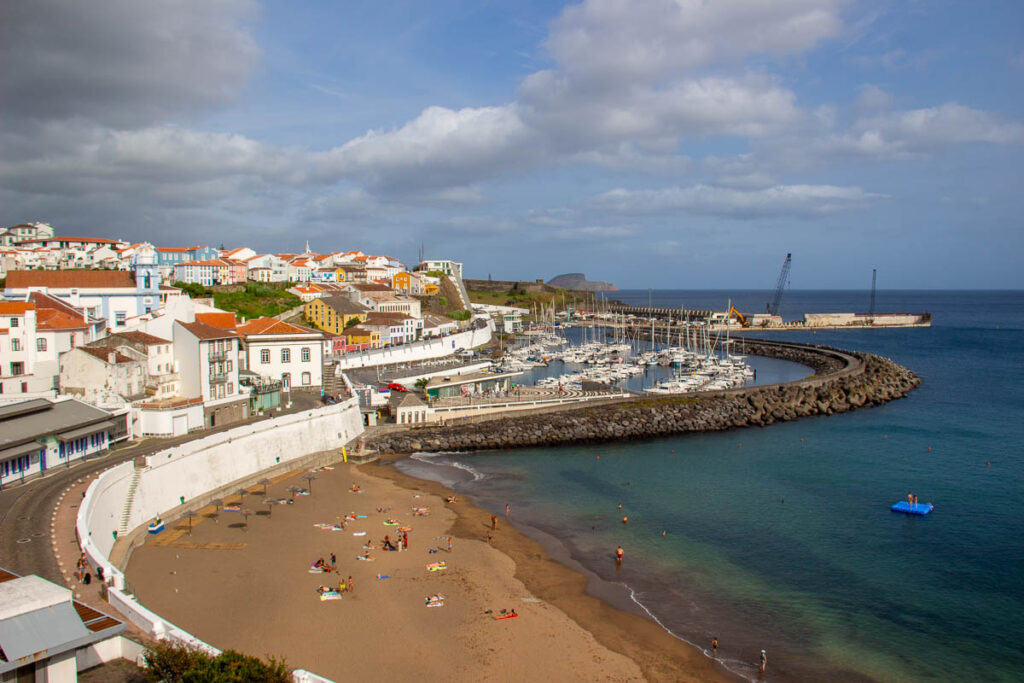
[227,382,233,395]
[11,362,24,376]
[115,311,126,326]
[10,317,18,328]
[281,348,291,363]
[260,349,270,364]
[301,371,311,386]
[10,338,20,352]
[301,347,311,362]
[282,372,291,389]
[226,360,232,372]
[36,338,47,352]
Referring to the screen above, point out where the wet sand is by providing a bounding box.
[125,460,728,682]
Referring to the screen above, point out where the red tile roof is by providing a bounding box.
[0,301,35,314]
[178,320,239,340]
[236,317,321,337]
[36,309,89,330]
[113,330,171,346]
[78,346,136,364]
[194,312,237,329]
[5,269,136,289]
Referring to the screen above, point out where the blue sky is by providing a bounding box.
[2,0,1022,288]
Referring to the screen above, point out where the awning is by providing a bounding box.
[56,421,114,442]
[0,441,43,461]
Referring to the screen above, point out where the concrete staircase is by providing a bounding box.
[322,360,347,398]
[118,467,143,535]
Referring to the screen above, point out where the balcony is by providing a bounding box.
[209,371,229,383]
[208,349,228,361]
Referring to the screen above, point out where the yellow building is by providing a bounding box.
[304,295,369,335]
[392,271,412,292]
[344,326,382,348]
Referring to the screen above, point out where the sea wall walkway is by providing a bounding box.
[367,339,920,453]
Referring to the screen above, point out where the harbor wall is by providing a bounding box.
[367,341,920,453]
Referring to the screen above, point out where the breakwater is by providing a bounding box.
[367,340,920,453]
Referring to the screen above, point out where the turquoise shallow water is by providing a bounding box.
[396,290,1024,682]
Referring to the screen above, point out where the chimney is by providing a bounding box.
[108,352,117,364]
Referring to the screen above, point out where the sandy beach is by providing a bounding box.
[125,459,727,682]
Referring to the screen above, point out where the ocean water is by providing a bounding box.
[396,290,1024,682]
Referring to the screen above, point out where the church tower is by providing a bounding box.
[132,243,160,295]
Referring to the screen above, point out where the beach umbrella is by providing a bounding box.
[236,488,248,504]
[262,498,275,517]
[184,510,198,535]
[303,473,318,494]
[287,485,301,497]
[258,477,272,496]
[211,498,223,512]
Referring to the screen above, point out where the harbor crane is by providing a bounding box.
[767,253,792,317]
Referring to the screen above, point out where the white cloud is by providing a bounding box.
[827,103,1024,158]
[593,184,885,218]
[0,0,259,128]
[547,0,842,86]
[554,225,636,239]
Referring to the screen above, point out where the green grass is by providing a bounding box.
[173,281,302,320]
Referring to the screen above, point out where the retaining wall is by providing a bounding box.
[334,326,492,369]
[368,340,920,453]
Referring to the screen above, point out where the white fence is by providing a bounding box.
[334,325,492,369]
[77,398,365,683]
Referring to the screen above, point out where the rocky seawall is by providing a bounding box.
[367,340,920,454]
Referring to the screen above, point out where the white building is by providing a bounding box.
[174,320,248,428]
[59,346,147,406]
[0,571,129,682]
[418,259,463,279]
[236,317,324,391]
[0,221,55,247]
[0,398,118,487]
[0,294,105,403]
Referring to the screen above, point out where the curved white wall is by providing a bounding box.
[77,398,362,682]
[335,325,491,368]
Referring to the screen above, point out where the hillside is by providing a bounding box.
[547,273,616,291]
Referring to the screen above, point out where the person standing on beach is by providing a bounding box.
[760,649,767,674]
[447,536,453,553]
[615,546,624,564]
[330,553,337,572]
[347,576,354,593]
[505,503,510,520]
[711,638,718,656]
[491,515,497,530]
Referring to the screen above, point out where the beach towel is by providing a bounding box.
[495,613,518,620]
[356,556,375,561]
[352,531,367,536]
[399,526,412,532]
[383,520,399,526]
[376,574,391,580]
[426,561,447,572]
[223,504,241,512]
[319,591,342,601]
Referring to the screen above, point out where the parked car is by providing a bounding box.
[387,382,408,392]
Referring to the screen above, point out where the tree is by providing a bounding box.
[143,641,290,683]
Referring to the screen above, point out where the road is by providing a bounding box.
[0,392,323,582]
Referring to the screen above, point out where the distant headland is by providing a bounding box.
[546,273,617,291]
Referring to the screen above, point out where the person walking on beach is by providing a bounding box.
[505,503,510,520]
[759,649,767,675]
[447,536,453,553]
[615,546,624,564]
[491,515,498,530]
[330,552,337,572]
[711,638,718,656]
[347,576,354,593]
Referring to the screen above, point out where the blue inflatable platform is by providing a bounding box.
[891,501,933,516]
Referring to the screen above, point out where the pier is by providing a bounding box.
[587,305,931,332]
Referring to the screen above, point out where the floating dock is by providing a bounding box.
[891,501,934,516]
